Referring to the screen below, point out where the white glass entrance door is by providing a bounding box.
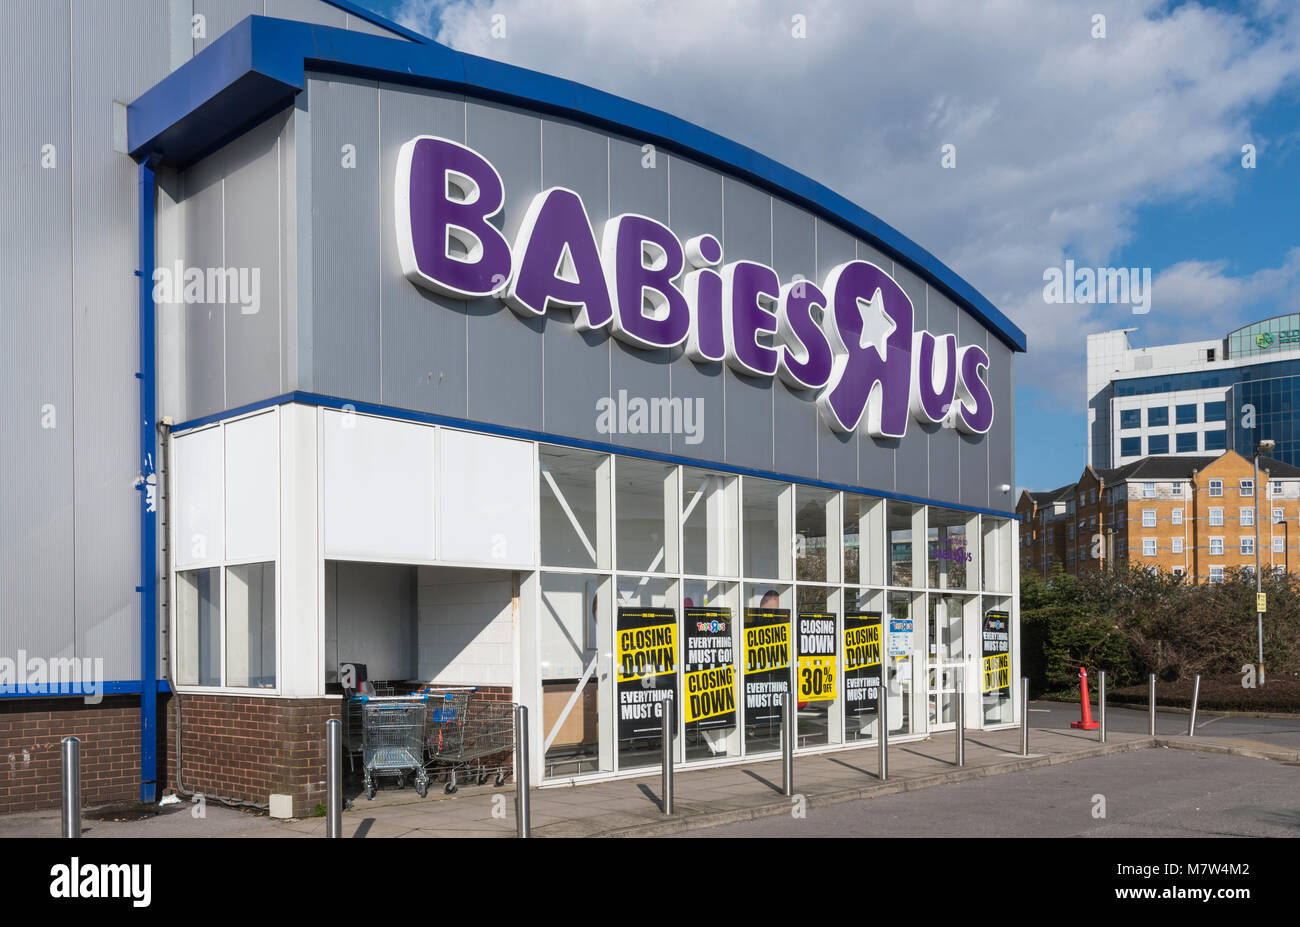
[927,595,966,731]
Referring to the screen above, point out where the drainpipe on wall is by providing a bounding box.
[136,157,160,803]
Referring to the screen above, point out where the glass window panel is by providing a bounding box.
[980,597,1014,725]
[540,446,607,569]
[613,574,678,770]
[743,478,790,581]
[682,468,738,577]
[795,486,837,584]
[1147,434,1169,455]
[541,573,612,778]
[887,501,918,587]
[682,579,739,762]
[225,562,275,689]
[927,508,971,588]
[1176,432,1199,453]
[177,568,221,687]
[615,458,678,574]
[1204,401,1226,422]
[1204,430,1227,451]
[1120,409,1141,430]
[794,585,838,747]
[1175,404,1197,425]
[742,584,792,754]
[885,591,918,735]
[1120,436,1142,457]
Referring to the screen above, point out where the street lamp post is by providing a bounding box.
[1255,439,1275,685]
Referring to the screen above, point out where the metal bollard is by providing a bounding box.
[1098,671,1107,744]
[877,681,889,780]
[1148,673,1156,736]
[661,694,674,815]
[514,705,531,837]
[326,719,342,838]
[1187,675,1201,738]
[781,696,794,796]
[1020,677,1030,756]
[955,673,965,766]
[60,736,80,839]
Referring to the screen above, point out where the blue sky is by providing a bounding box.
[358,0,1300,495]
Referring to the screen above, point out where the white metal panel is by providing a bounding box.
[322,409,436,560]
[279,403,322,695]
[224,411,279,563]
[437,429,536,568]
[174,426,225,568]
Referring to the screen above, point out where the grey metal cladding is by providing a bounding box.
[959,309,991,509]
[666,155,725,462]
[1,0,76,664]
[72,0,171,677]
[223,111,287,408]
[541,118,611,442]
[465,101,543,430]
[926,290,962,503]
[305,82,1015,511]
[181,153,226,419]
[309,76,382,403]
[720,178,774,470]
[265,0,346,29]
[379,85,470,417]
[193,0,262,55]
[986,337,1015,506]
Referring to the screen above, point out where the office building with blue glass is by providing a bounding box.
[1088,316,1300,470]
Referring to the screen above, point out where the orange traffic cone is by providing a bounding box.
[1071,666,1100,730]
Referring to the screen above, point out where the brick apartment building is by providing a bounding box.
[1019,451,1300,583]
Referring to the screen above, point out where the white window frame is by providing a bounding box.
[1240,478,1254,497]
[1209,479,1223,498]
[1171,508,1183,526]
[1210,537,1224,556]
[1171,537,1184,554]
[1241,536,1255,555]
[1272,507,1283,524]
[1141,509,1156,527]
[1142,538,1157,557]
[1142,482,1155,498]
[1209,508,1223,527]
[1240,507,1255,527]
[1273,536,1284,553]
[1210,566,1224,584]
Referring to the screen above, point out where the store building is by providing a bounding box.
[1,1,1024,815]
[1019,451,1300,582]
[1088,316,1300,469]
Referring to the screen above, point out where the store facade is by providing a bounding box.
[2,2,1024,815]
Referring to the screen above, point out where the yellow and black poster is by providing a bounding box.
[844,611,882,720]
[796,612,837,704]
[616,608,678,741]
[682,607,736,733]
[981,610,1011,698]
[743,608,790,730]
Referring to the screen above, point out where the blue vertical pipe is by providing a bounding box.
[136,158,158,803]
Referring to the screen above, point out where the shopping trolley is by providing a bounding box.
[425,694,516,794]
[360,695,429,800]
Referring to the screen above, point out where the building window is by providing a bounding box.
[1209,508,1223,526]
[1210,566,1224,583]
[1142,538,1157,556]
[1209,479,1223,497]
[1273,507,1284,524]
[1067,524,1075,540]
[1172,537,1184,554]
[1090,489,1097,504]
[1205,430,1227,451]
[1210,537,1224,556]
[1120,409,1142,430]
[1274,536,1285,553]
[1269,481,1283,497]
[1147,407,1169,428]
[1176,432,1198,453]
[1120,437,1142,458]
[1240,478,1254,497]
[1172,566,1185,577]
[1171,481,1183,495]
[1241,537,1255,555]
[1172,508,1183,526]
[177,563,277,690]
[1143,483,1155,498]
[1240,507,1255,526]
[1117,511,1125,527]
[1175,404,1197,425]
[1204,401,1226,422]
[1142,509,1156,527]
[1147,434,1169,455]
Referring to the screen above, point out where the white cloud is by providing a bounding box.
[393,0,1300,405]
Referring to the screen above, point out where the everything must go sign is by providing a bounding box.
[395,136,996,438]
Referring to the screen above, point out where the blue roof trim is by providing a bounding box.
[0,680,172,699]
[129,16,1025,353]
[318,0,432,44]
[172,392,1020,519]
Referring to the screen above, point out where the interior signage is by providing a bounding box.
[396,136,995,437]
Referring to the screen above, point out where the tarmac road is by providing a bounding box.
[1031,699,1300,752]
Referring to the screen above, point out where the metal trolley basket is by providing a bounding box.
[423,691,516,794]
[360,695,430,800]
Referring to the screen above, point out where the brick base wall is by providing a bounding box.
[164,693,341,818]
[0,696,157,814]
